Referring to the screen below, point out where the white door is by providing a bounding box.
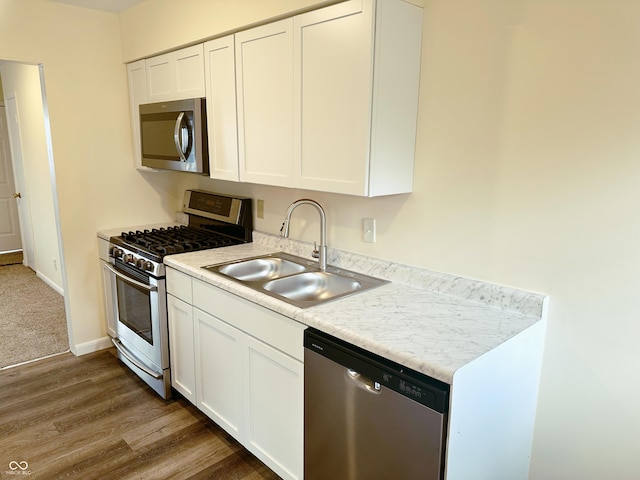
[0,105,22,253]
[5,95,35,268]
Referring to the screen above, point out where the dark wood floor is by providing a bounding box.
[0,349,281,479]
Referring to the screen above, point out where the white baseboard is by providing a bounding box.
[36,270,64,295]
[73,336,113,356]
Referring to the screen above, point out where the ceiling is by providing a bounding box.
[48,0,145,13]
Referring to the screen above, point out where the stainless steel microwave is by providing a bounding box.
[139,98,209,175]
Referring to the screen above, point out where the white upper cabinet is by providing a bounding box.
[127,45,205,170]
[204,36,240,181]
[235,19,295,187]
[146,44,206,102]
[126,59,150,170]
[125,0,422,192]
[294,0,423,196]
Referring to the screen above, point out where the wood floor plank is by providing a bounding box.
[0,350,121,403]
[0,348,282,479]
[105,422,240,479]
[185,447,281,480]
[28,438,135,479]
[121,405,200,451]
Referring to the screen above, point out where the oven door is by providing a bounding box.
[105,260,168,372]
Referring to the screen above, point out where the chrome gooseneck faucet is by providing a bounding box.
[280,199,327,271]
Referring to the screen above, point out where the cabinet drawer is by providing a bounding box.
[166,267,192,303]
[193,279,306,361]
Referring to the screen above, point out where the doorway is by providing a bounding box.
[0,60,71,364]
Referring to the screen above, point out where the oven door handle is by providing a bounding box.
[112,338,163,379]
[104,263,157,292]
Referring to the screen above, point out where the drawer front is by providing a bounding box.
[193,279,306,361]
[166,267,193,303]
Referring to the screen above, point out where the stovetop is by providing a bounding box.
[108,190,253,278]
[111,225,242,263]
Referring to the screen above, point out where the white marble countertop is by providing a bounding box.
[161,231,547,385]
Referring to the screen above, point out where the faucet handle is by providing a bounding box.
[312,241,319,259]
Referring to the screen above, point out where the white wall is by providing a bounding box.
[0,62,62,290]
[120,0,640,478]
[120,0,348,62]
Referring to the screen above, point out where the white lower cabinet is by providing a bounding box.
[166,267,304,480]
[167,294,196,403]
[244,335,303,479]
[194,307,244,438]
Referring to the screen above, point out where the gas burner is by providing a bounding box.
[109,190,253,279]
[117,226,243,259]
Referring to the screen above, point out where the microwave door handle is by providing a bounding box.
[173,112,187,162]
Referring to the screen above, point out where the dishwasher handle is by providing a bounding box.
[346,368,381,394]
[305,327,449,413]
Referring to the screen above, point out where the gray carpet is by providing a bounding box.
[0,264,69,368]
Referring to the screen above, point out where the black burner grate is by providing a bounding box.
[119,226,241,258]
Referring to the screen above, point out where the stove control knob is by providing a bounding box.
[144,261,155,272]
[135,258,146,269]
[123,254,134,264]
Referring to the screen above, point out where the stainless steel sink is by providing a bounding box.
[203,252,387,308]
[217,257,307,281]
[263,271,362,302]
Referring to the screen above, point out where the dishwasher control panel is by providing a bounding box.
[304,328,449,413]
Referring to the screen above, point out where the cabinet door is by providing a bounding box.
[147,44,205,102]
[244,336,303,480]
[204,36,239,181]
[126,59,149,170]
[294,0,422,196]
[167,294,196,403]
[195,308,244,440]
[235,19,294,187]
[294,0,372,195]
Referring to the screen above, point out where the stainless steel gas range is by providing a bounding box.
[105,190,253,398]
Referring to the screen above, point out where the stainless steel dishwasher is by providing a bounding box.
[304,328,450,480]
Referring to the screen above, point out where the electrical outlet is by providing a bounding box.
[53,258,57,270]
[363,218,376,243]
[257,199,265,219]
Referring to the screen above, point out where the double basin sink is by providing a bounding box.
[203,252,388,308]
